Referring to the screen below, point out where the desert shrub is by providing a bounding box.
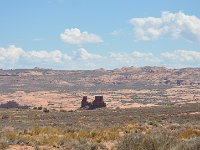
[37,106,43,110]
[184,137,200,150]
[89,128,120,142]
[148,121,158,127]
[60,109,67,112]
[4,131,17,142]
[30,127,64,136]
[177,128,200,139]
[64,139,108,150]
[116,132,178,150]
[166,124,181,131]
[34,145,40,150]
[1,114,9,120]
[171,137,200,150]
[0,138,8,150]
[43,108,49,113]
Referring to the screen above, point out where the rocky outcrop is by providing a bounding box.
[81,96,92,108]
[91,96,106,109]
[0,100,29,109]
[81,96,106,109]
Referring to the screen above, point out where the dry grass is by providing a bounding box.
[0,103,199,149]
[116,133,200,150]
[0,138,8,150]
[177,128,200,139]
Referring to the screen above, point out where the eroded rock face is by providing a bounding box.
[0,100,29,109]
[81,96,106,109]
[91,96,106,109]
[81,96,91,108]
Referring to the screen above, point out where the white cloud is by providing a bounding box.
[0,45,24,60]
[0,45,199,69]
[110,51,160,67]
[60,28,103,44]
[25,50,71,63]
[0,45,103,69]
[161,50,200,62]
[0,45,71,69]
[110,52,130,63]
[75,48,102,61]
[132,51,155,60]
[130,11,200,42]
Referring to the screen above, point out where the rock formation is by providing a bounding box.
[0,100,29,109]
[91,96,106,109]
[81,96,106,109]
[81,96,91,108]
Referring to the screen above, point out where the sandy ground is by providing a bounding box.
[5,145,60,150]
[0,86,199,111]
[5,145,35,150]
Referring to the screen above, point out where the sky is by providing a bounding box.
[0,0,200,69]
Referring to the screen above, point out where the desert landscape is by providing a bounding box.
[1,0,200,149]
[0,67,200,150]
[0,66,199,110]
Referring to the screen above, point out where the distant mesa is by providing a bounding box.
[0,100,29,109]
[81,96,106,110]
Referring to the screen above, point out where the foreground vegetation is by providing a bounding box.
[0,103,200,150]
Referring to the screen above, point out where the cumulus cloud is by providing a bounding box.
[60,28,103,44]
[25,50,71,63]
[160,50,200,68]
[0,45,103,69]
[130,11,200,42]
[0,45,71,69]
[131,51,157,62]
[0,45,25,68]
[0,45,199,69]
[110,51,160,67]
[161,50,200,62]
[75,48,102,61]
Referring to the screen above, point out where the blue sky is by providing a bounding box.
[0,0,200,69]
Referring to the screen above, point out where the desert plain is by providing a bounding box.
[0,66,199,110]
[0,66,199,150]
